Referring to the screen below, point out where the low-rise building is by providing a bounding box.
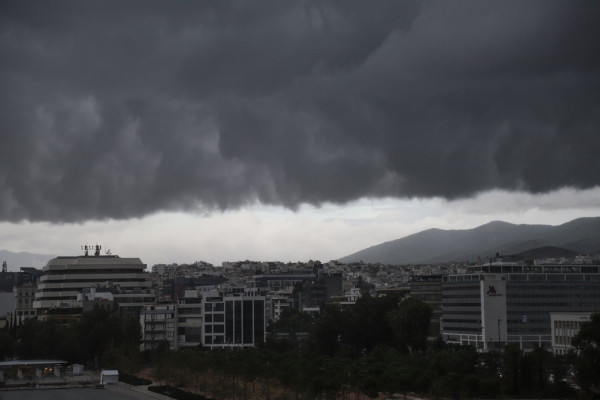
[550,312,592,355]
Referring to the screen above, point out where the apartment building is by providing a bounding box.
[140,303,177,350]
[13,282,37,326]
[177,290,203,348]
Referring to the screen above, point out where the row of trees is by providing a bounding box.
[273,294,433,357]
[144,294,597,400]
[1,296,599,398]
[144,336,586,400]
[0,307,140,369]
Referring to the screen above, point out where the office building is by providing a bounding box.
[33,251,154,319]
[202,288,266,348]
[441,264,600,351]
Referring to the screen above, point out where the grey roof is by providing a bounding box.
[46,255,145,266]
[0,360,68,367]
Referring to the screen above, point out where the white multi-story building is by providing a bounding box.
[33,254,154,318]
[550,312,592,355]
[202,288,266,348]
[140,303,177,350]
[176,290,203,348]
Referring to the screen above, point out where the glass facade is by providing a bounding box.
[203,294,266,348]
[442,266,600,351]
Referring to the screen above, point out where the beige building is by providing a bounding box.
[551,312,592,355]
[13,282,37,325]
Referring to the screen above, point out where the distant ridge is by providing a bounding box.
[513,246,579,260]
[339,217,600,265]
[0,250,54,271]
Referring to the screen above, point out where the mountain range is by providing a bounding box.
[339,217,600,265]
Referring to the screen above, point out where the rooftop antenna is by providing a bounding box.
[105,247,112,255]
[81,244,89,257]
[2,261,6,273]
[94,244,101,256]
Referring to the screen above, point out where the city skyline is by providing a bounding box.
[1,2,599,266]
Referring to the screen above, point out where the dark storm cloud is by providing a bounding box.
[1,0,599,222]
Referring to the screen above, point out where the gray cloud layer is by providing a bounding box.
[1,1,599,222]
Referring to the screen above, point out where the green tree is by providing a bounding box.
[71,307,141,366]
[572,312,600,395]
[0,330,14,360]
[502,344,526,396]
[344,294,398,355]
[15,318,53,359]
[307,304,346,356]
[387,297,432,353]
[271,308,313,340]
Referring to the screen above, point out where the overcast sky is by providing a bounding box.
[1,1,599,267]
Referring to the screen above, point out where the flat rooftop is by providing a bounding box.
[0,359,67,367]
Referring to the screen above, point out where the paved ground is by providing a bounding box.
[106,382,173,400]
[0,381,172,400]
[0,387,140,400]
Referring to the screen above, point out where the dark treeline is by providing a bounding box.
[1,297,599,399]
[0,307,141,370]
